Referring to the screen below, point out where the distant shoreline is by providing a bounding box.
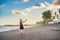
[0,24,37,27]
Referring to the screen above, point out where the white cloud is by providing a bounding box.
[36,3,46,7]
[53,0,60,5]
[11,2,47,16]
[31,6,40,9]
[46,0,60,10]
[40,3,46,7]
[45,1,51,6]
[22,3,46,12]
[12,0,60,16]
[23,8,31,12]
[22,0,29,3]
[12,10,27,16]
[46,4,60,10]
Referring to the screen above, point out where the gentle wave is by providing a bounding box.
[0,26,33,32]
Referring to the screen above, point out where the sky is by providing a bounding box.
[0,0,60,25]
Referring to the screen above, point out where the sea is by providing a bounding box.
[0,26,33,32]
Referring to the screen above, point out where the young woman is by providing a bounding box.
[19,19,27,33]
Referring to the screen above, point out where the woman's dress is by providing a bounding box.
[20,22,24,29]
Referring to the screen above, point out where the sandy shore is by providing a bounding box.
[0,24,60,40]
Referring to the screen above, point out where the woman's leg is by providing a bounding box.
[20,29,23,33]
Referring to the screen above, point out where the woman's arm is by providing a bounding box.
[23,19,27,22]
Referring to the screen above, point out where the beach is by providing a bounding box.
[0,24,60,40]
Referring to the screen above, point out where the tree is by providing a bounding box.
[58,9,60,14]
[54,12,59,18]
[42,10,52,24]
[57,14,59,18]
[53,16,55,19]
[55,12,57,16]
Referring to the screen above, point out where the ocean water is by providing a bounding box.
[0,26,33,32]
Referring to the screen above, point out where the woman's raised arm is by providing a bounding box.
[23,19,27,22]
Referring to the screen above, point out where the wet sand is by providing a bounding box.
[0,24,60,40]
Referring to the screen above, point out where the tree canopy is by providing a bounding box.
[42,10,52,21]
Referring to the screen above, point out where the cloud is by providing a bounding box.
[23,8,31,12]
[12,2,47,16]
[36,3,46,7]
[11,6,40,16]
[12,0,60,16]
[22,0,29,3]
[26,1,60,11]
[46,0,60,10]
[0,4,6,7]
[22,3,46,12]
[35,1,60,10]
[23,3,46,11]
[45,1,51,6]
[53,0,60,5]
[39,3,46,7]
[12,10,27,16]
[46,4,60,10]
[31,6,40,10]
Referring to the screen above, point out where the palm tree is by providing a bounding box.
[58,9,60,14]
[58,9,60,23]
[54,12,59,23]
[57,14,59,18]
[54,12,58,19]
[58,9,60,18]
[54,12,57,16]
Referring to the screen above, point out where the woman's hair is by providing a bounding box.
[20,19,22,22]
[20,19,22,20]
